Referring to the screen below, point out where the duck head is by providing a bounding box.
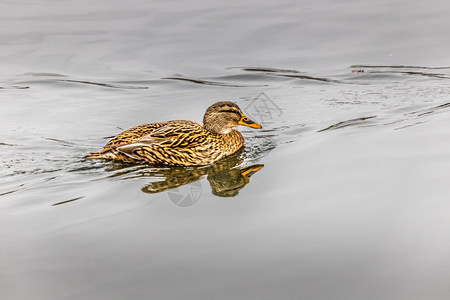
[203,101,262,134]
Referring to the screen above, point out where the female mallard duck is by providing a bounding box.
[85,101,262,166]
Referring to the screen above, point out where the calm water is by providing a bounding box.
[2,0,450,299]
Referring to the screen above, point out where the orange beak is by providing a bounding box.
[238,114,262,129]
[240,165,264,177]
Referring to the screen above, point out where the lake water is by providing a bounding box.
[1,0,450,299]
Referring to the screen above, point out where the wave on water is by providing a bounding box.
[6,64,450,92]
[318,116,377,132]
[349,65,450,80]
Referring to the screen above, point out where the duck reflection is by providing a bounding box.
[106,149,263,197]
[141,150,263,197]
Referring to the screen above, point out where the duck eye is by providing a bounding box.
[243,117,249,121]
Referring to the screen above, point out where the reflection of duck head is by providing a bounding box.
[207,164,263,197]
[140,149,263,197]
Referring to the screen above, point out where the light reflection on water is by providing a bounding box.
[2,0,450,299]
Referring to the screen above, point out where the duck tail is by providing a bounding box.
[84,152,104,159]
[84,148,114,159]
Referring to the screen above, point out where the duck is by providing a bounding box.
[85,101,262,166]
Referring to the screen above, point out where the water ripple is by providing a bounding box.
[0,85,29,89]
[163,76,267,88]
[349,65,450,80]
[318,116,377,132]
[58,79,149,89]
[52,196,85,206]
[13,78,149,89]
[351,65,450,70]
[227,66,302,74]
[232,66,344,84]
[406,102,450,117]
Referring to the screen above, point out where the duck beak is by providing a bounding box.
[240,165,264,177]
[238,114,262,129]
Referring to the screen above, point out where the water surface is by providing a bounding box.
[2,0,450,299]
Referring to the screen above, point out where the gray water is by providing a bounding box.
[2,0,450,299]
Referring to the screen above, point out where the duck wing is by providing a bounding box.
[105,122,169,147]
[115,120,208,161]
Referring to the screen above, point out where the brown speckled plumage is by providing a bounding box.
[85,101,261,166]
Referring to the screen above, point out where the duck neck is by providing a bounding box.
[203,121,231,134]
